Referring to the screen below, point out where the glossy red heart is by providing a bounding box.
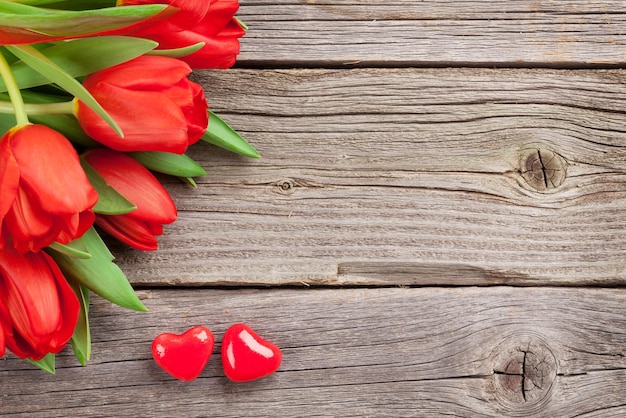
[221,323,282,382]
[151,326,214,381]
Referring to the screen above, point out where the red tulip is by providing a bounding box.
[118,0,211,34]
[0,298,8,357]
[83,148,177,251]
[75,55,208,154]
[0,245,80,360]
[121,0,245,69]
[0,125,98,253]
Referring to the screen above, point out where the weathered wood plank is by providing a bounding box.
[110,68,626,286]
[236,0,626,66]
[1,287,625,416]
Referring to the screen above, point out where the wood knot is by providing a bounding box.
[519,148,567,192]
[491,333,557,416]
[276,179,295,195]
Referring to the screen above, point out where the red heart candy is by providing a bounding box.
[221,323,282,382]
[152,326,215,381]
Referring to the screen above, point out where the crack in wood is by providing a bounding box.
[536,150,549,190]
[492,335,558,411]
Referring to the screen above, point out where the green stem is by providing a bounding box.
[0,50,28,126]
[0,99,73,115]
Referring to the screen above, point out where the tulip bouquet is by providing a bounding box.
[0,0,255,373]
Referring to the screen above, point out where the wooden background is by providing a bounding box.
[2,1,626,416]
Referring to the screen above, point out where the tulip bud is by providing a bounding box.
[0,124,98,252]
[120,0,245,69]
[83,148,177,251]
[0,245,80,360]
[74,55,208,154]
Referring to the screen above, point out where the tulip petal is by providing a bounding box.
[149,20,243,69]
[96,215,160,251]
[5,186,63,253]
[0,297,10,357]
[0,132,19,224]
[0,249,61,340]
[161,80,208,142]
[82,55,191,91]
[10,125,98,214]
[42,254,80,353]
[81,158,137,216]
[119,0,211,34]
[78,83,190,153]
[0,247,79,359]
[84,149,177,224]
[0,322,5,357]
[56,210,96,245]
[4,265,61,340]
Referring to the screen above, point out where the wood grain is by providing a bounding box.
[236,0,626,67]
[109,68,626,286]
[3,2,625,416]
[1,287,625,417]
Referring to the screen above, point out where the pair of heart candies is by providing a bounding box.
[152,323,282,382]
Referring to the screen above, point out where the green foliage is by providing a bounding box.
[0,1,169,38]
[6,44,123,136]
[49,228,147,312]
[1,37,157,92]
[201,111,260,158]
[28,353,55,374]
[69,283,91,366]
[129,151,207,177]
[81,158,137,216]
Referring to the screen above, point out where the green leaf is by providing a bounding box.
[1,37,158,93]
[48,241,91,259]
[179,176,198,188]
[201,111,260,158]
[235,17,248,32]
[147,42,205,58]
[28,353,55,374]
[49,227,147,312]
[5,0,113,7]
[69,283,91,366]
[3,90,99,147]
[0,108,15,132]
[129,151,206,177]
[81,158,137,216]
[0,2,172,44]
[5,44,123,137]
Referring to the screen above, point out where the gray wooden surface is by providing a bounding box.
[2,288,626,417]
[2,1,625,417]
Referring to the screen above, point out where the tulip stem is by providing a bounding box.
[0,100,74,115]
[0,50,28,126]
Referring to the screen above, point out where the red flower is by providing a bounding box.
[83,148,177,251]
[75,55,208,154]
[118,0,212,34]
[0,245,80,361]
[0,125,98,253]
[122,0,245,69]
